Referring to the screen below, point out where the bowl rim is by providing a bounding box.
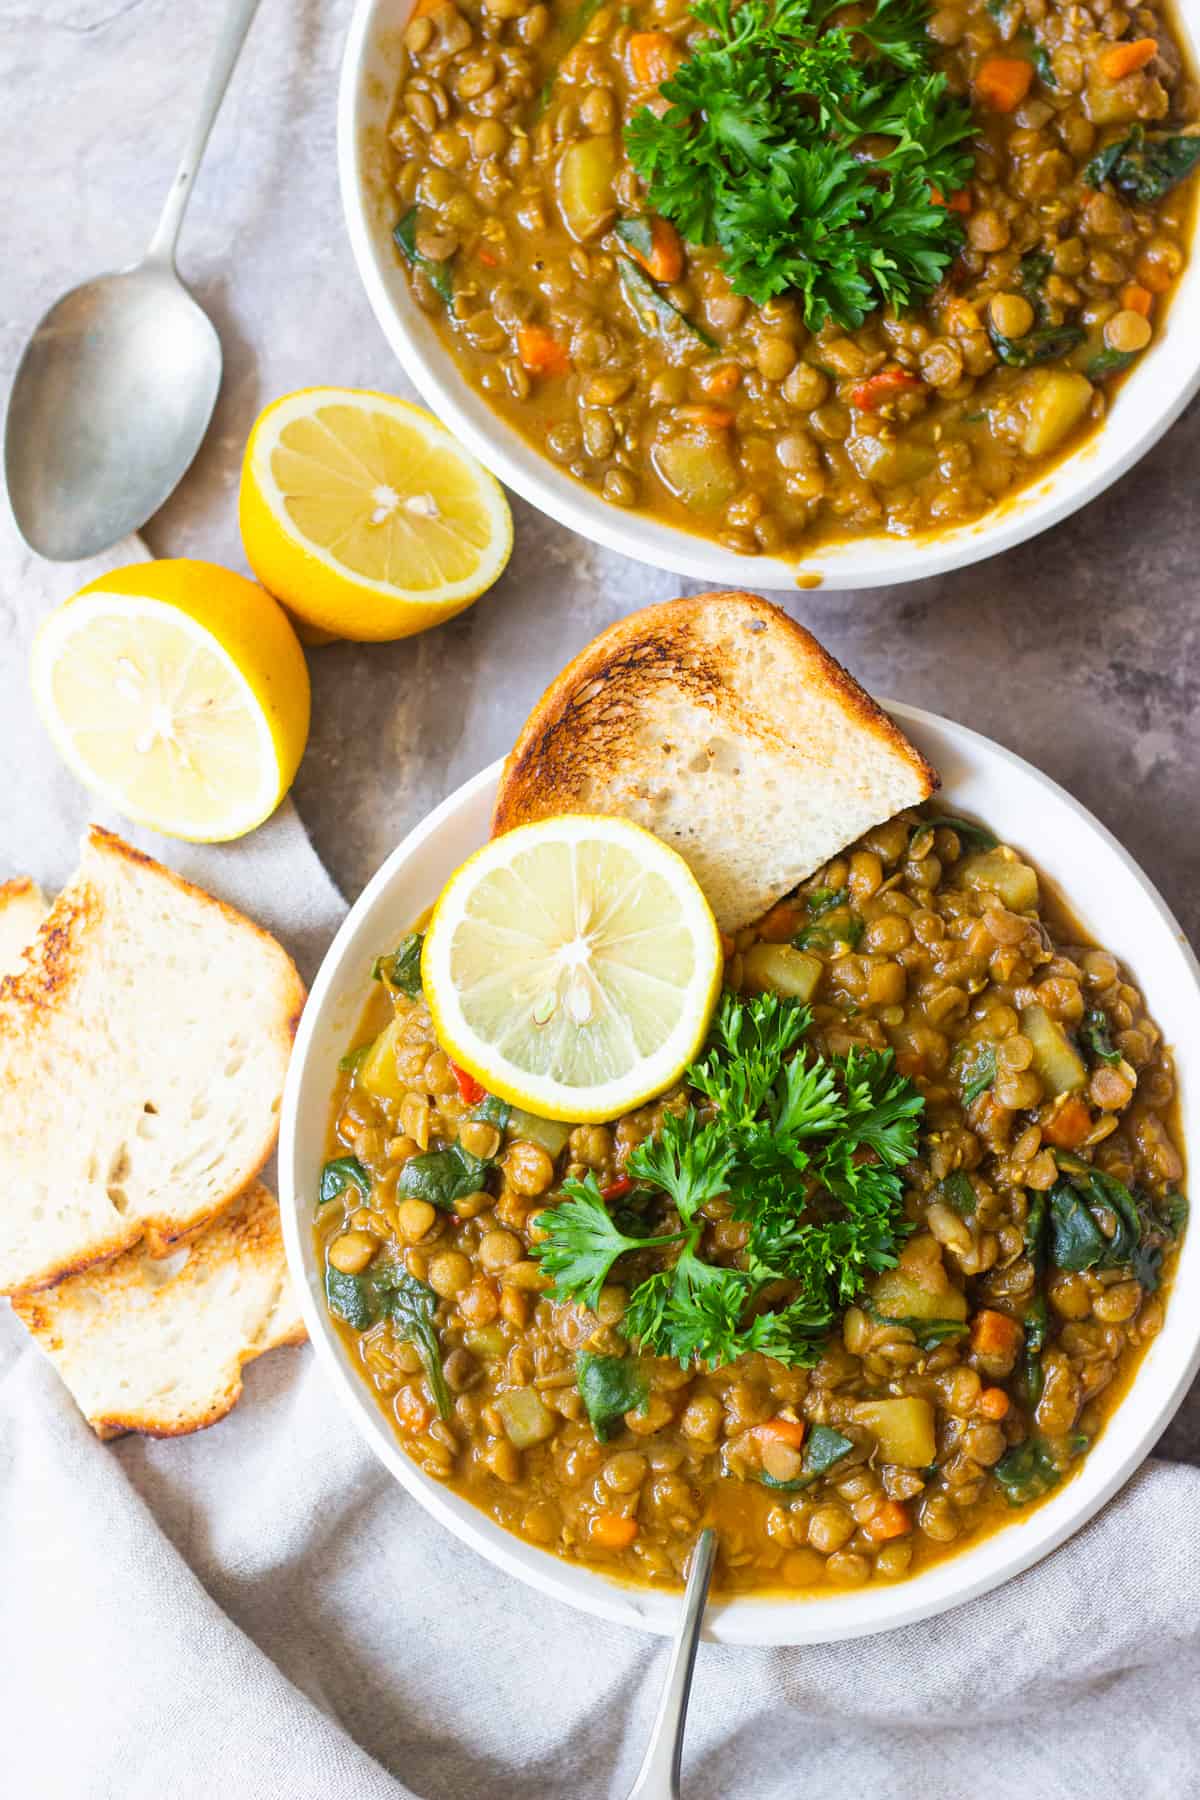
[278,699,1200,1645]
[337,0,1200,593]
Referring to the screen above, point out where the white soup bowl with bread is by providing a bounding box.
[280,692,1200,1645]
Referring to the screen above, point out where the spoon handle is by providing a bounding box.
[624,1529,717,1800]
[146,0,264,264]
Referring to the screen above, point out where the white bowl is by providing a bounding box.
[338,0,1200,592]
[279,702,1200,1645]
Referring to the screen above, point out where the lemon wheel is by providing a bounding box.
[239,387,512,642]
[422,815,723,1123]
[30,560,310,843]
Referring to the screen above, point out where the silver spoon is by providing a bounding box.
[4,0,263,561]
[625,1529,718,1800]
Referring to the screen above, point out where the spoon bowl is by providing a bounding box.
[5,265,221,561]
[3,0,263,562]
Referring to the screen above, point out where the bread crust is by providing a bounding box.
[0,828,306,1295]
[493,592,937,837]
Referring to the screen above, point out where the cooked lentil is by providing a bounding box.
[384,0,1199,558]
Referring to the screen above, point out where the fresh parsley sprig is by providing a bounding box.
[532,993,925,1370]
[624,0,975,329]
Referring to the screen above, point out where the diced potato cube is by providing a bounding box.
[1021,1003,1087,1095]
[464,1326,507,1361]
[854,1397,936,1468]
[958,849,1039,912]
[652,437,739,513]
[357,1016,406,1101]
[556,136,617,242]
[1021,371,1093,458]
[496,1386,557,1448]
[870,1268,968,1323]
[846,433,935,488]
[742,942,823,1000]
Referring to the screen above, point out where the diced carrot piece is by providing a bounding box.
[1122,283,1153,317]
[866,1500,912,1542]
[601,1176,634,1201]
[947,187,973,214]
[590,1513,639,1549]
[699,363,742,400]
[977,1387,1011,1420]
[757,901,801,942]
[1097,37,1157,82]
[895,1049,928,1080]
[974,57,1035,113]
[628,215,684,284]
[627,30,681,85]
[1043,1095,1093,1150]
[516,324,571,378]
[755,1417,807,1449]
[675,406,735,428]
[719,930,737,959]
[928,185,945,207]
[851,368,924,411]
[449,1060,486,1106]
[970,1309,1023,1358]
[477,246,502,269]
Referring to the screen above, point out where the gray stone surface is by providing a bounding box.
[4,0,1197,1460]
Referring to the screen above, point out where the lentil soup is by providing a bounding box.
[383,0,1199,561]
[316,806,1187,1595]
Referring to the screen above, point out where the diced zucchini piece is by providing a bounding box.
[652,436,739,513]
[495,1387,557,1448]
[556,136,617,241]
[357,1016,406,1101]
[846,433,936,488]
[958,849,1040,912]
[854,1396,937,1468]
[507,1107,573,1158]
[742,942,823,1001]
[1021,1003,1087,1096]
[1021,370,1093,457]
[464,1325,507,1361]
[870,1268,968,1323]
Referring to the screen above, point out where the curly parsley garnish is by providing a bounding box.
[532,993,924,1369]
[624,0,975,329]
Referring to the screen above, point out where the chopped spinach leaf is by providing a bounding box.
[936,1171,976,1216]
[398,1143,495,1210]
[372,931,424,997]
[472,1093,513,1131]
[955,1042,997,1108]
[319,1155,372,1208]
[1086,127,1200,204]
[1087,348,1137,381]
[1048,1165,1165,1289]
[994,1437,1062,1506]
[1162,1192,1189,1238]
[1081,1008,1122,1066]
[325,1265,376,1331]
[805,887,847,919]
[576,1352,648,1440]
[393,211,454,305]
[383,1269,453,1419]
[338,1044,370,1075]
[533,0,605,117]
[1031,43,1056,87]
[989,322,1085,368]
[615,216,656,262]
[618,255,718,349]
[794,909,864,952]
[1049,1178,1112,1270]
[866,1303,968,1350]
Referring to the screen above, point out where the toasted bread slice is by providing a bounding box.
[492,593,937,931]
[12,1183,306,1438]
[0,827,305,1295]
[0,877,48,978]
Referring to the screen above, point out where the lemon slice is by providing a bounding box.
[422,815,723,1123]
[239,387,513,642]
[30,560,310,843]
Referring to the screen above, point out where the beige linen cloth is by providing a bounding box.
[2,513,1199,1800]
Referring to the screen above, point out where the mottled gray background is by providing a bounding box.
[4,0,1197,1463]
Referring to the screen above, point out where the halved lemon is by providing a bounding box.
[422,815,723,1122]
[239,387,512,642]
[30,560,310,843]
